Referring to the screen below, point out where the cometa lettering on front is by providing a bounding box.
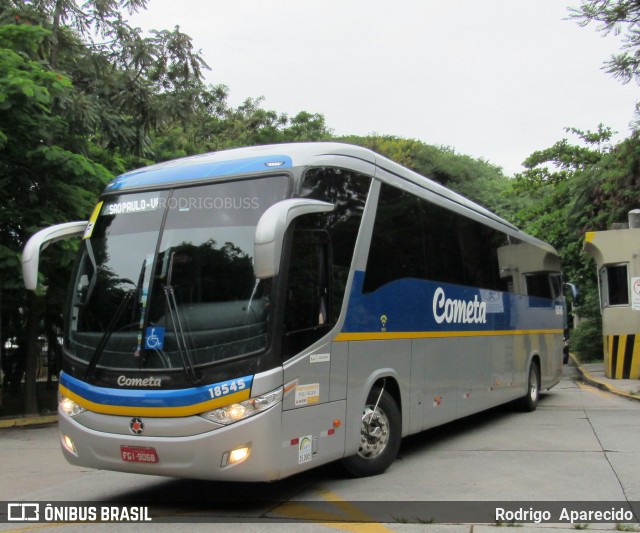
[117,376,162,387]
[432,287,487,325]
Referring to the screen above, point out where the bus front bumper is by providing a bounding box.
[58,405,283,482]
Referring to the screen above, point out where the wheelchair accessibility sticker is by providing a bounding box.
[145,327,165,350]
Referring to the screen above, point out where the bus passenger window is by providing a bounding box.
[364,182,510,294]
[524,272,560,307]
[363,186,426,293]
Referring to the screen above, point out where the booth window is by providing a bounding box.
[599,263,629,306]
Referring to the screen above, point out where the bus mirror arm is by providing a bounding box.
[254,199,334,279]
[563,282,581,307]
[22,221,88,290]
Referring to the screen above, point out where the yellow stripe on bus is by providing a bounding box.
[59,384,251,418]
[334,329,563,342]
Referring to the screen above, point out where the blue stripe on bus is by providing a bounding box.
[342,271,563,334]
[106,155,293,190]
[59,371,253,409]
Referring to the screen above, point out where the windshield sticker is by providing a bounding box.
[103,198,160,216]
[294,383,320,406]
[144,327,165,350]
[83,201,103,240]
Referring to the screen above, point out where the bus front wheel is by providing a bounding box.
[341,387,401,477]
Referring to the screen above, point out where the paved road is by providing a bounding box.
[2,365,640,531]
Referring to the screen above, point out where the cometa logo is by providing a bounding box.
[432,287,487,325]
[117,376,162,387]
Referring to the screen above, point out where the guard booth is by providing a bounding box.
[584,209,640,378]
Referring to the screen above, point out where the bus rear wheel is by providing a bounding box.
[342,387,401,477]
[518,360,540,412]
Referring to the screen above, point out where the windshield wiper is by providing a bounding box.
[85,288,135,383]
[163,285,201,385]
[164,252,201,385]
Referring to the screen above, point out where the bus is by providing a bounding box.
[22,142,564,481]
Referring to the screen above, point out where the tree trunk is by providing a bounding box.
[24,292,41,415]
[0,283,3,408]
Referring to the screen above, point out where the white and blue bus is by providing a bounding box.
[23,143,564,481]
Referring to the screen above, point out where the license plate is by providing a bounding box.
[120,445,159,463]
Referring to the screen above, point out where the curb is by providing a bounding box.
[571,353,640,401]
[0,414,57,429]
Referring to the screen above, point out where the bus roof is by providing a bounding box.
[104,142,555,254]
[105,143,376,192]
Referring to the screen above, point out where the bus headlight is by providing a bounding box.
[58,393,86,417]
[200,387,282,425]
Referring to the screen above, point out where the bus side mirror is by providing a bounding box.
[254,199,334,279]
[564,282,581,307]
[22,221,88,290]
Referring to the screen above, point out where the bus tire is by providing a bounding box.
[341,387,401,477]
[519,360,540,412]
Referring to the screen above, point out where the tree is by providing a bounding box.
[149,95,334,162]
[0,24,112,412]
[0,2,335,414]
[0,1,214,413]
[507,126,615,275]
[339,135,510,215]
[506,123,640,360]
[1,0,212,160]
[571,0,640,84]
[571,0,640,125]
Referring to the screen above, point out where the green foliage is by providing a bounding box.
[0,0,339,413]
[567,285,604,361]
[4,0,638,413]
[505,126,614,283]
[571,317,604,362]
[571,0,640,125]
[2,0,212,157]
[505,123,640,361]
[338,135,510,215]
[0,25,109,249]
[571,0,640,85]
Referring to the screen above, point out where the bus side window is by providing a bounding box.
[524,272,562,307]
[363,182,510,294]
[362,186,427,293]
[550,273,563,299]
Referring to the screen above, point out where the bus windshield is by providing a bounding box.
[66,176,289,372]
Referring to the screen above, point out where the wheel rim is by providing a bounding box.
[357,404,390,459]
[529,367,539,402]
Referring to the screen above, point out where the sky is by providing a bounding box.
[130,0,639,176]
